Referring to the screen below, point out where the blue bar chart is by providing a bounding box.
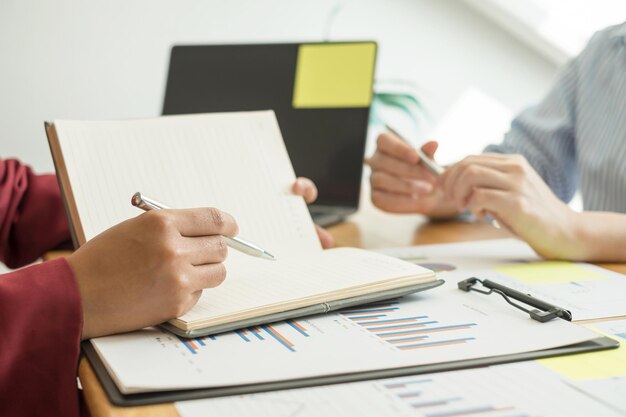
[176,319,310,354]
[176,334,217,354]
[339,301,477,351]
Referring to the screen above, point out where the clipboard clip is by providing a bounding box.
[458,277,572,323]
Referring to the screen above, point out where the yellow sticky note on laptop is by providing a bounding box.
[292,43,376,108]
[495,261,607,284]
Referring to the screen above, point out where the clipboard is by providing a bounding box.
[80,272,621,407]
[82,335,618,407]
[458,277,573,322]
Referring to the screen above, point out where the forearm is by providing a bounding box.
[484,51,579,204]
[574,211,626,262]
[0,158,71,267]
[0,258,83,416]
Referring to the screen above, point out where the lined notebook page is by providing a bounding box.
[54,111,321,256]
[178,247,433,326]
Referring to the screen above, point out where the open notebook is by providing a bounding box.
[46,111,440,337]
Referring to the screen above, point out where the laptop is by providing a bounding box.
[162,42,377,226]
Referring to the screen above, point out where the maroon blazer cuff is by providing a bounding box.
[0,257,83,417]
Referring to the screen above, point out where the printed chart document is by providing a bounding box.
[89,282,598,394]
[46,111,436,335]
[175,319,626,416]
[175,362,623,417]
[540,318,626,414]
[378,238,626,320]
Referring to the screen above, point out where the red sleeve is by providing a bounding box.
[0,158,71,269]
[0,257,83,417]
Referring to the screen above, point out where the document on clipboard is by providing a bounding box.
[175,361,625,417]
[83,280,615,405]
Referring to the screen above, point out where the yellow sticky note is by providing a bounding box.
[538,329,626,380]
[495,261,607,284]
[292,43,376,108]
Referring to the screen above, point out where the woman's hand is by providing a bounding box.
[440,153,583,259]
[67,207,238,339]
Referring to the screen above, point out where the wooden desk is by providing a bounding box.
[75,209,626,417]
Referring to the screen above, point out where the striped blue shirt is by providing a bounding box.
[485,23,626,213]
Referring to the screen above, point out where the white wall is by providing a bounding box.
[0,0,558,173]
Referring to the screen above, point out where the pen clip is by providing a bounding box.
[458,277,572,323]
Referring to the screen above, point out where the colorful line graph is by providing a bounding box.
[339,301,477,351]
[176,319,309,354]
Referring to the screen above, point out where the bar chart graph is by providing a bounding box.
[339,301,477,351]
[178,362,613,417]
[381,376,524,417]
[176,319,310,354]
[176,334,217,354]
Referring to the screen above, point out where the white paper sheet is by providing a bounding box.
[175,361,622,417]
[566,319,626,414]
[54,111,321,253]
[379,238,626,320]
[91,282,596,393]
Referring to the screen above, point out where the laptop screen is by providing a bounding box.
[162,42,377,210]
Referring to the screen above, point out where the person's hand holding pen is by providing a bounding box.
[367,127,587,260]
[66,177,332,341]
[365,129,458,219]
[132,193,275,260]
[67,206,239,340]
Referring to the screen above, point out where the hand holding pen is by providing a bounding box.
[372,126,500,227]
[67,200,241,339]
[365,127,459,218]
[132,193,275,260]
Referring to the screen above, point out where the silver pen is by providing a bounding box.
[131,192,276,261]
[384,124,445,176]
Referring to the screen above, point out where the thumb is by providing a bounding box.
[421,141,439,159]
[315,225,334,249]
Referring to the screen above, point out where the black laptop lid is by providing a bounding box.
[162,42,377,209]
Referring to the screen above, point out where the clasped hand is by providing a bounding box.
[367,133,582,260]
[439,153,581,260]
